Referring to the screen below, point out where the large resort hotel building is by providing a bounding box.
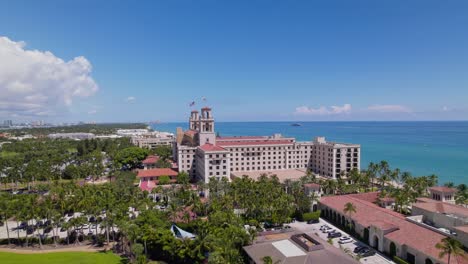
[173,107,360,183]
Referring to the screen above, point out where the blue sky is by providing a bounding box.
[0,0,467,122]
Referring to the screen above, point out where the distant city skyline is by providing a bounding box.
[0,1,467,123]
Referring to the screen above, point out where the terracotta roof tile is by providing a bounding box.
[142,155,159,164]
[137,168,178,177]
[348,192,380,203]
[198,143,227,152]
[413,201,468,218]
[320,195,459,263]
[429,186,457,193]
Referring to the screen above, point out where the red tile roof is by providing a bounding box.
[137,168,178,178]
[348,192,380,203]
[416,197,437,203]
[199,143,227,152]
[142,155,159,164]
[217,139,294,147]
[454,225,468,233]
[413,201,468,218]
[429,186,457,193]
[201,106,211,110]
[369,221,399,231]
[304,183,321,189]
[320,195,459,263]
[139,179,177,191]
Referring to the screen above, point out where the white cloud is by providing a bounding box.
[442,106,449,112]
[367,104,411,113]
[0,36,98,118]
[88,109,98,115]
[125,96,136,103]
[295,104,352,115]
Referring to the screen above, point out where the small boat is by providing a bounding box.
[291,123,302,127]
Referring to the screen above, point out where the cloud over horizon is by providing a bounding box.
[125,96,136,103]
[367,104,412,113]
[295,104,352,115]
[0,36,98,118]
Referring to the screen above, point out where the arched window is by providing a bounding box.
[425,259,433,264]
[364,228,370,243]
[389,242,396,258]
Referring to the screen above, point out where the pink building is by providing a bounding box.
[175,107,360,184]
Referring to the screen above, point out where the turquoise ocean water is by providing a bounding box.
[151,121,468,185]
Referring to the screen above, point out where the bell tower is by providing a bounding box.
[189,110,199,130]
[198,107,216,145]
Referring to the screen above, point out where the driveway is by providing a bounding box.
[289,218,395,264]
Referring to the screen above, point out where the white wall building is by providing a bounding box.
[131,131,175,149]
[175,107,360,183]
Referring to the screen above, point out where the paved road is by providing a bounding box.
[289,218,395,264]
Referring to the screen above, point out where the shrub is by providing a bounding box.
[248,219,259,227]
[302,210,321,221]
[393,256,410,264]
[158,175,170,185]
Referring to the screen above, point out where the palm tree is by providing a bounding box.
[400,171,412,184]
[343,202,357,232]
[0,193,12,245]
[444,182,455,188]
[322,179,336,195]
[343,202,357,219]
[367,162,378,190]
[435,237,465,264]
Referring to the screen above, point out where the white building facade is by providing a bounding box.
[175,107,360,183]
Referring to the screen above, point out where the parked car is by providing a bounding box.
[43,226,53,234]
[354,246,368,253]
[327,231,342,238]
[322,228,334,233]
[319,225,330,231]
[307,219,319,224]
[26,226,35,235]
[359,248,376,257]
[19,222,28,229]
[338,237,353,244]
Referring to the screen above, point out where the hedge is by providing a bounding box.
[302,210,321,221]
[393,256,410,264]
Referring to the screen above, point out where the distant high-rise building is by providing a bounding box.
[3,120,13,127]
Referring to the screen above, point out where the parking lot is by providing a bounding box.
[0,213,110,241]
[289,218,395,264]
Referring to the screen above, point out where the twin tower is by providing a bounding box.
[189,107,216,146]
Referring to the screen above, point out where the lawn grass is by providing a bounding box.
[0,251,125,264]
